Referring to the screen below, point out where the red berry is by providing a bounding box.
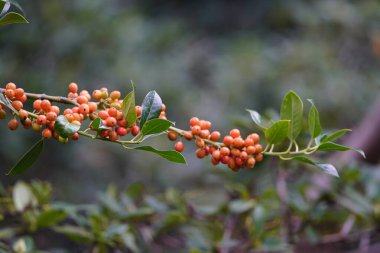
[42,128,52,139]
[230,129,240,138]
[18,109,28,121]
[8,118,18,130]
[195,148,206,159]
[223,135,233,146]
[106,117,117,127]
[110,90,121,100]
[109,131,119,141]
[190,117,200,126]
[117,119,128,127]
[14,88,24,99]
[98,110,108,120]
[174,141,185,152]
[108,107,118,117]
[254,144,263,153]
[246,157,256,169]
[50,105,60,114]
[199,129,210,139]
[212,150,221,160]
[76,95,88,104]
[249,133,260,144]
[5,89,15,99]
[135,106,142,117]
[116,127,128,136]
[46,112,57,122]
[195,137,205,148]
[184,131,193,140]
[233,137,245,148]
[167,131,178,141]
[191,125,201,136]
[220,147,230,156]
[199,120,211,130]
[41,100,51,112]
[72,132,79,140]
[79,104,90,115]
[131,125,140,136]
[11,100,23,111]
[246,145,256,154]
[92,90,102,100]
[37,115,47,125]
[210,131,221,141]
[5,82,16,90]
[0,109,6,119]
[255,153,264,162]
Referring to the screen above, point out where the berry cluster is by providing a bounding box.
[168,117,263,171]
[1,82,264,171]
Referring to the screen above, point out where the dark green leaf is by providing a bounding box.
[0,1,10,18]
[131,146,186,164]
[0,11,28,26]
[264,120,290,144]
[316,164,339,177]
[284,156,316,165]
[141,118,173,136]
[54,115,80,138]
[317,141,365,158]
[91,117,110,131]
[36,209,67,228]
[140,91,162,128]
[321,129,351,143]
[280,90,303,140]
[122,82,137,128]
[246,109,268,129]
[7,139,44,175]
[0,93,17,113]
[307,99,322,138]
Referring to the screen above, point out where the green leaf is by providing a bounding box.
[264,120,290,144]
[36,209,67,228]
[53,226,93,243]
[0,1,10,18]
[122,82,137,128]
[317,141,365,158]
[284,156,316,165]
[316,164,339,177]
[131,146,186,164]
[246,109,268,129]
[54,115,80,138]
[7,139,44,175]
[307,99,322,138]
[253,205,265,235]
[0,11,28,26]
[0,93,17,113]
[229,199,255,213]
[140,90,162,128]
[321,129,351,143]
[280,90,303,140]
[12,182,37,211]
[90,117,110,131]
[141,118,173,136]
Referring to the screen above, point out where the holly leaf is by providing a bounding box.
[54,115,80,138]
[140,91,162,129]
[130,146,186,164]
[122,82,137,128]
[307,99,322,138]
[280,90,303,140]
[265,120,290,144]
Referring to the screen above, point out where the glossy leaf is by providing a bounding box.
[122,83,137,128]
[54,115,80,138]
[140,90,162,128]
[307,99,322,138]
[90,117,110,131]
[131,146,186,164]
[53,226,93,243]
[0,11,28,26]
[265,120,290,144]
[7,139,44,175]
[280,90,303,140]
[141,118,173,136]
[320,129,351,143]
[316,164,339,177]
[246,109,268,129]
[317,142,365,158]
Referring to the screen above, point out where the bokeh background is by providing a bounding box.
[1,0,380,203]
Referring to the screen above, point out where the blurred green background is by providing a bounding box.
[1,0,379,202]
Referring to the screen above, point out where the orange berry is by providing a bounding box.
[88,102,97,113]
[174,141,185,152]
[220,155,229,164]
[42,128,52,139]
[22,118,32,129]
[14,88,24,99]
[227,158,236,170]
[240,151,248,160]
[5,89,15,99]
[72,113,81,122]
[37,115,47,125]
[8,118,18,130]
[109,131,119,141]
[68,82,78,93]
[167,131,178,141]
[110,90,121,100]
[184,131,193,140]
[249,133,260,144]
[223,135,233,146]
[46,112,57,121]
[235,157,243,167]
[230,129,240,138]
[255,153,264,162]
[41,100,51,112]
[233,137,245,148]
[189,117,200,126]
[92,90,102,100]
[65,113,74,122]
[11,100,23,111]
[212,150,221,160]
[195,148,206,159]
[116,111,124,120]
[210,131,221,141]
[244,137,255,147]
[33,99,42,111]
[106,117,117,127]
[108,107,118,117]
[246,145,256,155]
[50,105,60,115]
[220,147,230,156]
[191,125,201,136]
[117,119,128,127]
[18,94,27,103]
[199,129,210,139]
[0,109,6,119]
[79,90,91,101]
[231,148,241,157]
[246,157,256,169]
[254,144,263,154]
[200,120,211,130]
[5,82,16,90]
[98,110,109,120]
[79,104,90,115]
[18,109,28,121]
[67,92,78,99]
[135,106,142,117]
[211,157,220,165]
[195,137,205,148]
[76,95,88,104]
[71,107,79,113]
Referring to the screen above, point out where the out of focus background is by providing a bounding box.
[1,1,380,252]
